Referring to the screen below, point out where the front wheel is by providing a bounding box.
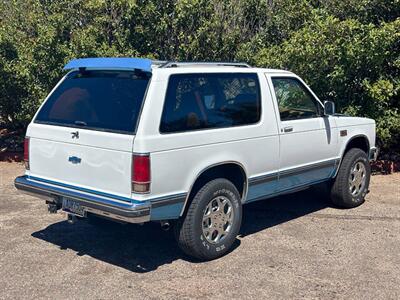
[174,178,242,260]
[330,148,371,208]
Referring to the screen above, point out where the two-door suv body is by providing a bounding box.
[15,58,377,260]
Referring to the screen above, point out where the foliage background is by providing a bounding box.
[1,0,399,153]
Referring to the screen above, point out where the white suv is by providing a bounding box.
[15,58,377,260]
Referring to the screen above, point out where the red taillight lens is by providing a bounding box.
[24,137,30,170]
[132,154,150,193]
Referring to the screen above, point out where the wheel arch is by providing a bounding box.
[334,134,370,177]
[342,134,370,155]
[180,161,248,216]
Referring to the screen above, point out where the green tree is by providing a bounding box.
[256,16,400,151]
[0,0,399,153]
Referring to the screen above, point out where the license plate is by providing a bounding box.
[62,198,85,217]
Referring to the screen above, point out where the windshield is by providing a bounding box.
[35,70,150,134]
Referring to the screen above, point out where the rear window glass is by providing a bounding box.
[35,70,150,134]
[160,73,261,133]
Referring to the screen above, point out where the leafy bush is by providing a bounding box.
[0,0,399,153]
[255,16,400,151]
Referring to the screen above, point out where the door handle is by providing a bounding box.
[283,126,293,133]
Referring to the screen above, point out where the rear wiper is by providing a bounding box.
[74,120,87,126]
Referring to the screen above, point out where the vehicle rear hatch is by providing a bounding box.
[26,67,150,200]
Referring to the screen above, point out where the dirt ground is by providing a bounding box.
[0,162,399,300]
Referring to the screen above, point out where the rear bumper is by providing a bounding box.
[14,175,150,223]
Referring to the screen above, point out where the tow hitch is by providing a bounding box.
[67,214,78,224]
[46,199,61,214]
[47,203,58,214]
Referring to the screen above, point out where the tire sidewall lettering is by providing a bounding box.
[198,185,241,255]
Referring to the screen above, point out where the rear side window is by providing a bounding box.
[160,73,261,133]
[35,70,150,134]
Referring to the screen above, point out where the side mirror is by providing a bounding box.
[324,101,335,116]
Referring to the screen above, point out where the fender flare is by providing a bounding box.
[333,134,370,177]
[180,160,249,216]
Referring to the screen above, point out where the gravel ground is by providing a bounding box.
[0,162,399,299]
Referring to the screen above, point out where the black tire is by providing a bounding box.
[174,178,242,260]
[330,148,371,208]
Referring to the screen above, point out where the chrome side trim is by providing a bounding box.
[15,176,150,223]
[279,158,338,178]
[248,159,338,186]
[248,172,278,186]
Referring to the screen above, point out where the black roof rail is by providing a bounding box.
[158,61,251,68]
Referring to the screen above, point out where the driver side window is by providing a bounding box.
[272,77,322,121]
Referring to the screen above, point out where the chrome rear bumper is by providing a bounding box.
[14,176,150,223]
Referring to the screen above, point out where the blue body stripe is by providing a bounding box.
[151,202,185,220]
[27,158,338,220]
[27,175,187,220]
[245,159,338,203]
[245,178,331,204]
[27,176,187,206]
[28,176,137,203]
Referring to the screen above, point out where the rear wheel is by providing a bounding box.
[174,178,242,260]
[330,148,370,208]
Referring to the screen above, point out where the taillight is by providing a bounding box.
[24,137,30,170]
[132,154,151,193]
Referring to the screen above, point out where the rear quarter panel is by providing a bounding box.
[133,70,280,211]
